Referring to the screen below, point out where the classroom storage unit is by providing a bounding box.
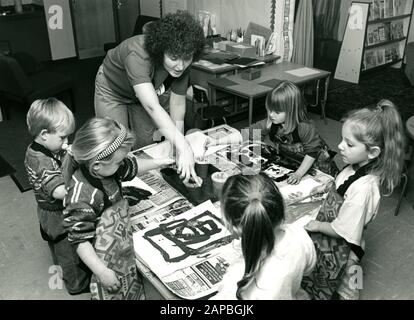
[335,0,414,83]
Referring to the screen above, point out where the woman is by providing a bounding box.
[94,11,205,184]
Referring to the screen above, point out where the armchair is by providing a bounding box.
[0,52,74,120]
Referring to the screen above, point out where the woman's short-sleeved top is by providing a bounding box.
[102,35,190,100]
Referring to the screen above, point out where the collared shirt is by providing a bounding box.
[63,155,138,244]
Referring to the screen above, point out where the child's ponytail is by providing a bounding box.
[375,100,405,194]
[236,198,275,299]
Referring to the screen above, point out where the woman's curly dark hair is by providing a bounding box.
[145,11,205,66]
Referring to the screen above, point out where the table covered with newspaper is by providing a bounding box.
[128,125,333,299]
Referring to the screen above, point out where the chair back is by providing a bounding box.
[0,54,33,99]
[132,15,159,36]
[192,85,209,105]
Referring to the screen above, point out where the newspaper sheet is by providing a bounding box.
[137,125,242,160]
[133,201,241,299]
[123,170,188,220]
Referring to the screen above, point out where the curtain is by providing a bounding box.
[292,0,314,67]
[313,0,341,39]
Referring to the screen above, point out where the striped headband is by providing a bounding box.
[96,124,127,160]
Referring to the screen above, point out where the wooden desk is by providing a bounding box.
[208,62,331,126]
[190,53,280,105]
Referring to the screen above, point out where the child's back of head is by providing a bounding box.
[221,173,284,299]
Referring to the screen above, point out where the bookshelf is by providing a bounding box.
[363,0,414,72]
[335,0,414,83]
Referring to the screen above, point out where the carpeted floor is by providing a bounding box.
[0,153,15,178]
[323,67,414,123]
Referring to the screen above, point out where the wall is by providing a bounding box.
[140,0,160,17]
[187,0,272,35]
[140,0,272,32]
[0,0,33,6]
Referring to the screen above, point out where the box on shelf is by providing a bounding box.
[226,42,256,58]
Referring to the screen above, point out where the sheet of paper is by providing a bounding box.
[121,176,157,195]
[277,176,322,203]
[285,67,321,77]
[194,60,232,70]
[142,141,172,159]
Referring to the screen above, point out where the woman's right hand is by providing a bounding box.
[97,267,121,293]
[176,141,200,185]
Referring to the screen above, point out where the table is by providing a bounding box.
[207,62,331,126]
[190,53,280,104]
[131,126,333,300]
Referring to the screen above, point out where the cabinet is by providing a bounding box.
[70,0,116,59]
[335,0,414,83]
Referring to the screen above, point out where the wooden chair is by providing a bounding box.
[0,52,74,119]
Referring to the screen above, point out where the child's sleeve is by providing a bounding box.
[36,156,65,198]
[210,257,244,300]
[331,178,380,246]
[116,155,139,181]
[297,122,323,159]
[63,183,104,244]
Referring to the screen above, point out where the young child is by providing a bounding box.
[304,99,405,299]
[24,98,91,295]
[62,117,173,293]
[212,173,316,300]
[248,81,338,183]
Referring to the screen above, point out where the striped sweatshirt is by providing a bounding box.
[63,155,138,244]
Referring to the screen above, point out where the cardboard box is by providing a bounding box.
[225,43,256,58]
[241,68,261,80]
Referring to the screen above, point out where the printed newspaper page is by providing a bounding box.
[133,200,241,299]
[122,170,193,232]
